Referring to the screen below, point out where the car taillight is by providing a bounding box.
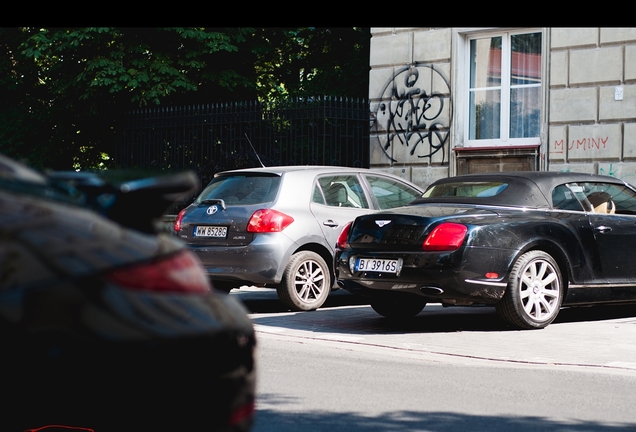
[246,209,294,233]
[105,250,211,293]
[422,222,467,251]
[228,399,256,428]
[336,221,352,249]
[173,208,186,232]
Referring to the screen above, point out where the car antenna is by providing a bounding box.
[245,133,266,168]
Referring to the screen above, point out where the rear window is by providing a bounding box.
[195,174,281,205]
[423,181,508,198]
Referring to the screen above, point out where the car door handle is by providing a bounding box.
[594,225,612,233]
[323,220,339,228]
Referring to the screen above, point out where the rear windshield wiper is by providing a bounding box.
[200,198,227,210]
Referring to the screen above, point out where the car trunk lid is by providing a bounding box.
[348,205,497,250]
[177,172,283,247]
[179,203,263,247]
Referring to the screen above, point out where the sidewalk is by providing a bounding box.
[233,287,636,375]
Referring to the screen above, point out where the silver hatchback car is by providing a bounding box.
[174,166,423,311]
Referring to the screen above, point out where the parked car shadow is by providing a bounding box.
[555,303,636,324]
[231,287,369,314]
[254,406,636,432]
[236,287,636,334]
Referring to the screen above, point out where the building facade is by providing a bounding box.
[369,27,636,187]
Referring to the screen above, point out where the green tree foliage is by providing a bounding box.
[0,27,52,167]
[253,27,370,100]
[20,27,257,106]
[0,27,370,170]
[0,27,256,170]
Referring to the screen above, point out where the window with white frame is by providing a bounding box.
[466,30,542,146]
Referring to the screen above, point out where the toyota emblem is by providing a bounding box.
[206,205,218,215]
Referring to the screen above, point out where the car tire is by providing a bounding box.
[496,250,563,330]
[370,295,426,319]
[277,251,331,311]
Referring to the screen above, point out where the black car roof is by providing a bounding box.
[412,171,628,209]
[444,170,624,187]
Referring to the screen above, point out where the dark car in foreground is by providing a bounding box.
[0,154,256,431]
[173,165,423,311]
[335,171,636,330]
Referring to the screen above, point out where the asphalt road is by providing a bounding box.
[231,287,636,432]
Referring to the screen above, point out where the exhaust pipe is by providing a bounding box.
[420,286,444,296]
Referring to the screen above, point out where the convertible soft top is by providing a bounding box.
[412,171,627,209]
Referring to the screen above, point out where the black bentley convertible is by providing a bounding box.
[335,171,636,329]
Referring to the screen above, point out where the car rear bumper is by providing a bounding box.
[188,232,297,285]
[4,288,258,431]
[6,333,257,431]
[335,246,514,304]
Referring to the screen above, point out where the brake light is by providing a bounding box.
[173,208,186,232]
[336,221,352,249]
[105,250,211,293]
[228,399,255,428]
[422,222,467,251]
[247,209,294,233]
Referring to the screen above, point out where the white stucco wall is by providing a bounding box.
[369,28,452,186]
[547,27,636,183]
[370,27,636,188]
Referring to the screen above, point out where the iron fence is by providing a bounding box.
[116,96,370,191]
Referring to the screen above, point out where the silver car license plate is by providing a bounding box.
[194,226,228,238]
[355,258,402,273]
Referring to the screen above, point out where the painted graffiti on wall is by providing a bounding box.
[372,64,452,164]
[559,163,636,185]
[552,137,609,154]
[598,163,619,177]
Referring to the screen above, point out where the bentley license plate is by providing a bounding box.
[194,226,227,238]
[355,258,402,273]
